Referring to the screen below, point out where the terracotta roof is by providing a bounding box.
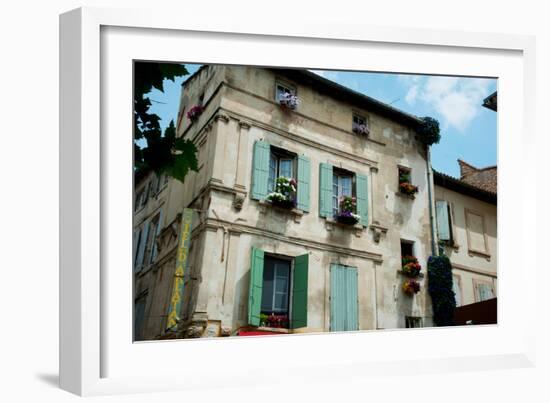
[433,170,496,205]
[457,159,497,194]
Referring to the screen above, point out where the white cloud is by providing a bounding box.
[400,75,491,131]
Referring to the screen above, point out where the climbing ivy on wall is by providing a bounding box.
[427,255,456,326]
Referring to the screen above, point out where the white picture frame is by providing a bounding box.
[60,6,537,396]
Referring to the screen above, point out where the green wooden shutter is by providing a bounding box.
[248,247,265,326]
[356,173,369,227]
[435,200,451,241]
[319,163,333,217]
[330,264,358,331]
[297,155,311,212]
[291,253,309,329]
[251,141,270,200]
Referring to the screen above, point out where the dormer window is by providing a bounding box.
[352,114,369,135]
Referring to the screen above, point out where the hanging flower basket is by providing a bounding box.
[279,92,299,110]
[266,177,297,209]
[401,255,422,277]
[186,105,204,122]
[403,279,421,296]
[335,196,360,225]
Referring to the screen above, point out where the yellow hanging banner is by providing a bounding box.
[166,208,194,331]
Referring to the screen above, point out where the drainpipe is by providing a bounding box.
[426,145,437,256]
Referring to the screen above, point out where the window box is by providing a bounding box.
[259,313,289,328]
[334,196,360,225]
[398,167,418,197]
[266,177,297,210]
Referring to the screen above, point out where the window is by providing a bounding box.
[474,280,494,302]
[465,209,489,257]
[133,228,142,269]
[398,166,418,196]
[405,316,423,328]
[134,293,147,340]
[261,256,291,315]
[453,274,462,307]
[436,200,454,244]
[248,247,309,329]
[251,141,311,212]
[400,239,414,257]
[319,163,368,226]
[268,147,296,193]
[352,114,369,135]
[332,169,354,216]
[144,211,163,265]
[275,82,295,103]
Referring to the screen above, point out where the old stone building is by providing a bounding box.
[133,65,495,340]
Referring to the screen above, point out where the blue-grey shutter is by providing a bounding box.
[319,163,333,217]
[135,221,149,272]
[356,173,369,227]
[435,200,451,241]
[151,209,163,262]
[330,264,358,331]
[251,141,270,200]
[297,155,311,212]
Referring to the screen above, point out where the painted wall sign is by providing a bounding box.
[166,208,194,331]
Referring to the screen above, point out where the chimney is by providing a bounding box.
[458,159,478,179]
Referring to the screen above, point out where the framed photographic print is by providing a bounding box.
[60,6,536,396]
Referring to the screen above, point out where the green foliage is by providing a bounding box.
[417,116,441,146]
[427,255,456,326]
[134,61,196,183]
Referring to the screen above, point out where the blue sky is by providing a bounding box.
[146,64,497,178]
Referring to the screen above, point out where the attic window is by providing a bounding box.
[276,82,298,110]
[352,114,369,135]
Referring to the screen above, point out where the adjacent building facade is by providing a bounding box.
[133,65,497,340]
[434,161,497,308]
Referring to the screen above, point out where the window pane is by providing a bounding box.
[341,176,352,196]
[274,292,288,312]
[261,264,275,311]
[268,153,277,192]
[279,158,293,178]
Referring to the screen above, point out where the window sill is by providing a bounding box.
[258,199,304,223]
[395,191,416,200]
[468,248,491,261]
[324,217,364,237]
[256,326,290,334]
